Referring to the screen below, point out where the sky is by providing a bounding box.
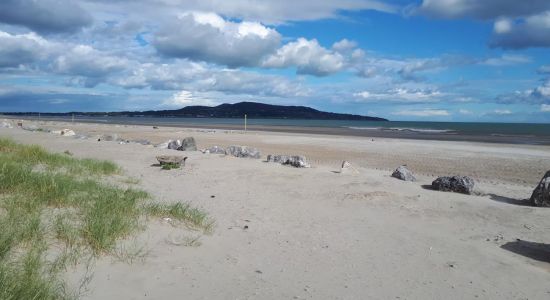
[0,0,549,122]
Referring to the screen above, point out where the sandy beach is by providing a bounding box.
[1,119,550,299]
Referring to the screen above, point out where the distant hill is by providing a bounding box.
[4,101,388,121]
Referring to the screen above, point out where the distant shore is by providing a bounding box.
[5,115,550,145]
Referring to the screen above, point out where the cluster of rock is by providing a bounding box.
[226,145,261,159]
[267,155,310,168]
[390,165,475,194]
[156,137,197,151]
[530,171,550,207]
[1,121,13,128]
[204,146,226,154]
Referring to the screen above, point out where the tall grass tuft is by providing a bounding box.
[0,138,212,299]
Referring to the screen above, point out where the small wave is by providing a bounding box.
[346,126,455,134]
[346,126,382,130]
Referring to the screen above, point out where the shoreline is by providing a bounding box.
[5,115,550,146]
[1,121,549,299]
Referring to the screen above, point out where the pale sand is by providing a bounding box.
[1,120,550,299]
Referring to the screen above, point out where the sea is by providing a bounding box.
[7,115,550,145]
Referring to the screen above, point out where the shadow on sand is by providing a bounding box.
[487,194,532,206]
[420,184,434,191]
[501,240,550,264]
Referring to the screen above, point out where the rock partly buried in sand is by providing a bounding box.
[156,155,187,166]
[529,170,550,207]
[432,176,475,194]
[341,161,352,173]
[206,146,226,154]
[165,137,197,151]
[267,155,310,168]
[61,129,75,136]
[22,124,40,131]
[131,139,151,145]
[167,139,182,150]
[100,133,119,141]
[1,121,13,128]
[226,145,261,159]
[391,165,416,181]
[178,137,197,151]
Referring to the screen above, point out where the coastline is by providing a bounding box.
[1,119,550,299]
[6,115,550,145]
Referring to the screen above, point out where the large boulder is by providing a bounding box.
[530,171,550,207]
[226,145,261,159]
[267,155,310,168]
[432,176,475,194]
[392,165,416,182]
[178,137,197,151]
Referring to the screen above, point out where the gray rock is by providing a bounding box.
[131,139,151,145]
[22,124,40,131]
[530,171,550,207]
[167,139,182,150]
[226,145,261,159]
[156,155,187,166]
[207,146,226,154]
[340,161,353,173]
[178,137,197,151]
[432,176,475,194]
[1,121,13,128]
[267,155,290,164]
[267,155,310,168]
[100,134,119,141]
[392,165,416,182]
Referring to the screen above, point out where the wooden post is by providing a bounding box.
[244,114,247,132]
[72,114,74,123]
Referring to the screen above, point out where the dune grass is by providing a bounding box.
[0,138,212,299]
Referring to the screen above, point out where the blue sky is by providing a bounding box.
[0,0,549,122]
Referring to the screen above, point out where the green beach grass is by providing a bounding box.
[0,138,212,299]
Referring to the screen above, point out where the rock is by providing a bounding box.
[22,124,40,131]
[432,176,475,194]
[167,140,182,150]
[341,161,352,173]
[392,165,416,181]
[267,154,290,164]
[156,155,187,166]
[267,155,310,168]
[155,140,171,149]
[178,137,197,151]
[101,134,119,141]
[529,171,550,207]
[207,146,226,154]
[226,145,261,159]
[131,139,151,145]
[1,121,13,128]
[61,129,75,136]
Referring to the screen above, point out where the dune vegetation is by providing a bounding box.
[0,138,212,299]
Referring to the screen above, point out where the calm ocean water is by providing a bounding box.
[10,115,550,144]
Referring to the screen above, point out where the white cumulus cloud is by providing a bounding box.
[262,38,345,76]
[154,12,281,67]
